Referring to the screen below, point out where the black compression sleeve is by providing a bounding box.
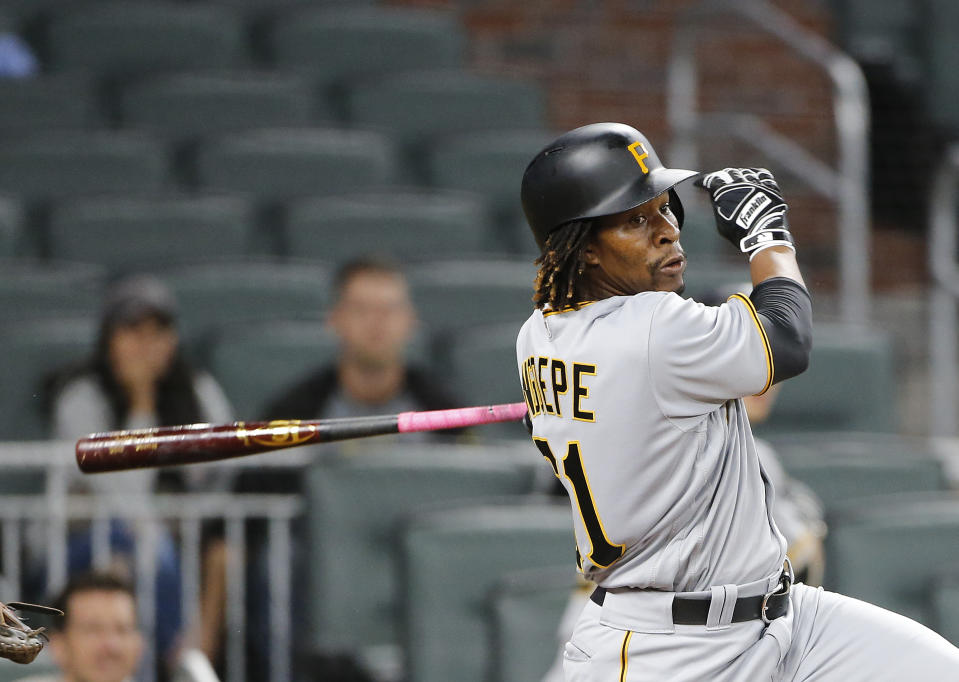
[750,277,813,384]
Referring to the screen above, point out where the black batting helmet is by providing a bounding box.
[521,123,699,250]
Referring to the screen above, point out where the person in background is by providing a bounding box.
[46,275,233,675]
[13,571,143,682]
[263,255,461,442]
[0,15,38,79]
[244,256,462,681]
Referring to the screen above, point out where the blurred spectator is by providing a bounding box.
[262,255,460,442]
[0,19,38,78]
[243,256,462,681]
[50,274,232,444]
[13,571,143,682]
[43,275,234,675]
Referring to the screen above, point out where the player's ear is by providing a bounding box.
[583,241,600,266]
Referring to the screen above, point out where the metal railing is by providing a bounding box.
[929,144,959,437]
[667,0,872,323]
[0,441,305,682]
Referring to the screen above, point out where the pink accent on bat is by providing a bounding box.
[397,402,527,433]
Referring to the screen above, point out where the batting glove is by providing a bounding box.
[697,167,795,260]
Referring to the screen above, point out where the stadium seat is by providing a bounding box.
[443,322,529,440]
[209,318,434,420]
[0,317,96,439]
[825,494,959,625]
[163,259,330,339]
[829,0,921,81]
[0,652,59,682]
[751,323,897,434]
[423,130,555,254]
[931,577,959,647]
[401,501,574,682]
[207,320,335,420]
[283,189,495,263]
[268,6,464,90]
[305,447,536,665]
[777,453,946,511]
[445,322,525,407]
[45,2,246,77]
[47,196,257,274]
[489,567,581,682]
[680,257,753,303]
[343,70,547,152]
[763,430,940,461]
[0,197,24,258]
[0,74,101,133]
[0,131,168,202]
[192,128,397,202]
[118,71,320,139]
[921,0,959,133]
[0,261,105,321]
[406,259,536,335]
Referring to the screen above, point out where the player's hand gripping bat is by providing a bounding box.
[76,402,528,473]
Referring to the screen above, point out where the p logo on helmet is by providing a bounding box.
[628,141,650,174]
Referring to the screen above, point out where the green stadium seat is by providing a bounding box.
[0,131,168,202]
[0,197,24,258]
[931,577,959,647]
[0,261,105,321]
[47,196,256,273]
[443,322,529,440]
[829,0,921,81]
[407,259,536,335]
[119,71,321,139]
[207,320,334,420]
[763,430,939,460]
[283,189,495,263]
[344,70,547,151]
[193,128,397,201]
[489,567,581,682]
[163,259,330,339]
[0,317,96,440]
[0,651,59,682]
[921,0,959,133]
[401,502,574,682]
[45,2,246,77]
[678,195,730,260]
[208,323,331,420]
[424,130,555,254]
[825,494,959,625]
[268,6,464,89]
[445,322,525,407]
[0,74,101,133]
[209,318,434,420]
[778,454,946,512]
[680,258,753,303]
[305,448,536,668]
[751,323,897,434]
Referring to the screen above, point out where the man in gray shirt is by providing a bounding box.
[516,123,959,680]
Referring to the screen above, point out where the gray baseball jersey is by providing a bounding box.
[516,290,785,590]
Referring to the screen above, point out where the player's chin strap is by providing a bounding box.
[761,556,794,625]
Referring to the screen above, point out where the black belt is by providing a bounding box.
[589,578,791,625]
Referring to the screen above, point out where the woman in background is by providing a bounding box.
[49,274,232,678]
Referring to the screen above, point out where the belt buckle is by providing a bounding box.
[761,557,793,624]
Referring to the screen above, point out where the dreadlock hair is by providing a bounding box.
[532,219,594,311]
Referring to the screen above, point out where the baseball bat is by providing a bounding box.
[75,402,529,474]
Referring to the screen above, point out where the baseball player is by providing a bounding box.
[516,122,959,680]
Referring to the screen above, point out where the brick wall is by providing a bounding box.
[393,0,924,290]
